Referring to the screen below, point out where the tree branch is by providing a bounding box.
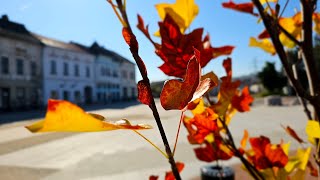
[113,1,182,179]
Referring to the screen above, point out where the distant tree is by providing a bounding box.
[258,62,287,94]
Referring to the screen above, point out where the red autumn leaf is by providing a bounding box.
[156,15,234,78]
[222,0,258,16]
[212,58,240,115]
[165,162,185,180]
[137,14,160,49]
[194,140,233,162]
[160,49,212,111]
[258,29,270,39]
[212,46,235,59]
[249,136,288,170]
[281,125,305,144]
[231,86,254,112]
[183,108,218,144]
[137,80,152,106]
[149,175,159,180]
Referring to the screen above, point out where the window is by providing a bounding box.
[74,64,79,77]
[1,57,9,74]
[74,91,81,102]
[130,72,135,80]
[50,60,57,75]
[100,67,104,76]
[31,61,37,76]
[86,66,90,77]
[16,59,24,75]
[122,71,127,79]
[113,71,118,78]
[50,90,58,99]
[106,68,110,76]
[63,91,69,100]
[63,62,69,76]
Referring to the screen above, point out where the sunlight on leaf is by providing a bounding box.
[138,80,153,106]
[306,120,320,138]
[278,12,302,48]
[155,0,199,34]
[231,86,254,112]
[160,49,212,110]
[313,13,320,35]
[249,37,276,55]
[26,99,152,132]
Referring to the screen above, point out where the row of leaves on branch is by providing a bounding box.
[25,0,320,179]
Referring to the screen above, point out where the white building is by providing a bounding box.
[119,55,136,100]
[0,15,43,111]
[35,34,96,105]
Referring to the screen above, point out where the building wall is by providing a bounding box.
[42,47,95,105]
[0,35,42,110]
[95,55,121,103]
[120,61,136,100]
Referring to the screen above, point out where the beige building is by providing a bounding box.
[0,15,42,111]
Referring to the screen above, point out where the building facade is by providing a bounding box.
[0,15,136,110]
[0,15,42,111]
[119,56,136,100]
[35,34,96,105]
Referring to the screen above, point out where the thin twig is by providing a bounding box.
[173,111,184,156]
[111,1,182,179]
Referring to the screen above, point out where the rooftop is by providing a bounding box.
[33,33,88,53]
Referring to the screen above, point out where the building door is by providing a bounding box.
[84,86,92,104]
[0,88,10,111]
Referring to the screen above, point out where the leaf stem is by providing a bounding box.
[173,111,184,156]
[133,130,168,159]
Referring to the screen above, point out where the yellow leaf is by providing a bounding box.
[201,72,219,91]
[278,12,302,48]
[249,37,276,55]
[285,147,311,173]
[155,0,199,34]
[25,99,152,133]
[313,13,320,35]
[306,120,320,138]
[296,147,311,170]
[191,99,206,115]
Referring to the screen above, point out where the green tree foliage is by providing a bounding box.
[258,62,287,94]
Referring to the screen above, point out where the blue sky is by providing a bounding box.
[0,0,301,82]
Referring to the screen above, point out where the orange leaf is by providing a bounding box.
[231,86,254,112]
[281,125,305,144]
[183,108,218,144]
[222,0,258,16]
[160,49,212,110]
[313,13,320,35]
[165,162,185,180]
[26,99,152,132]
[137,80,152,106]
[241,129,249,149]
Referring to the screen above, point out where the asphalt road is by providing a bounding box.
[0,100,312,180]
